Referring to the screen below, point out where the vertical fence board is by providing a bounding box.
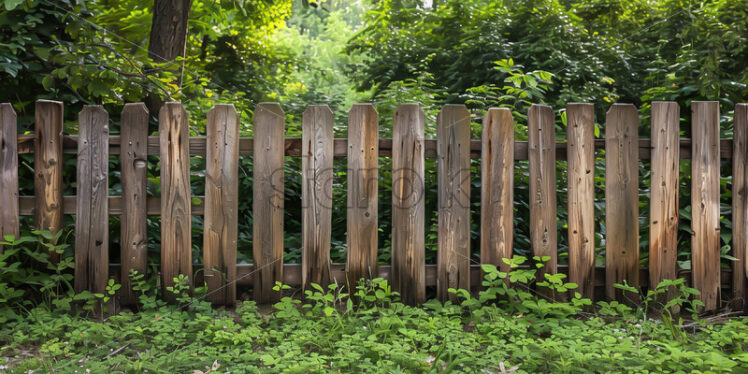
[302,105,334,290]
[567,103,595,299]
[204,104,239,305]
[529,105,557,286]
[159,102,192,300]
[481,108,514,274]
[733,103,748,311]
[605,104,639,301]
[392,104,425,305]
[253,103,285,304]
[691,101,721,311]
[34,100,64,262]
[0,104,19,241]
[436,105,471,301]
[649,102,680,296]
[74,106,109,295]
[346,104,378,289]
[120,103,149,304]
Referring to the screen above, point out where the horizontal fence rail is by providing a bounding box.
[1,100,747,312]
[14,135,738,159]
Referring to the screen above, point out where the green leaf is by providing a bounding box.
[323,306,335,317]
[4,0,24,10]
[261,354,276,365]
[481,264,497,273]
[613,283,638,294]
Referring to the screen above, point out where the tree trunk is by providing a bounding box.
[146,0,192,115]
[148,0,192,63]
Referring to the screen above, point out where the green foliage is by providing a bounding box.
[0,0,294,119]
[275,0,372,132]
[2,264,746,372]
[130,268,167,310]
[465,59,554,128]
[0,231,119,322]
[0,236,744,372]
[347,0,621,108]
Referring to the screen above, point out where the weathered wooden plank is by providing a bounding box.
[34,100,64,263]
[649,102,680,295]
[74,106,109,295]
[15,134,736,160]
[0,103,19,241]
[481,108,514,274]
[605,104,639,301]
[346,104,379,290]
[529,104,557,288]
[391,104,426,305]
[567,103,595,299]
[159,102,192,300]
[253,103,285,304]
[302,105,334,291]
[204,104,239,305]
[734,103,748,311]
[119,103,149,305]
[691,101,721,311]
[436,104,471,301]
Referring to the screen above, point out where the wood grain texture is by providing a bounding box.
[391,104,426,305]
[346,104,378,290]
[649,102,680,295]
[528,105,557,286]
[567,103,595,299]
[34,100,64,262]
[481,108,514,274]
[0,103,19,241]
[204,104,239,305]
[302,105,333,290]
[119,103,149,305]
[253,103,285,304]
[691,101,721,311]
[734,104,748,310]
[436,104,471,301]
[605,104,639,301]
[159,102,192,301]
[74,106,109,295]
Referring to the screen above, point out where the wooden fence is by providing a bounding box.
[0,100,746,311]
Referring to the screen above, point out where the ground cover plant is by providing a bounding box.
[1,234,746,372]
